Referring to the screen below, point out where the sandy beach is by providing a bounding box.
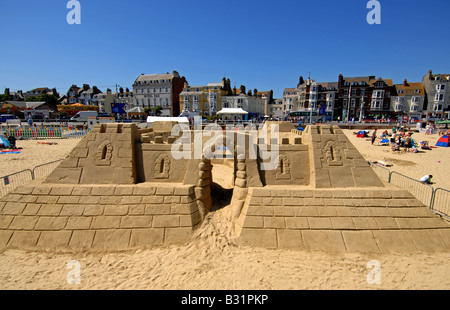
[0,128,450,290]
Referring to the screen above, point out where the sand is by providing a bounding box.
[343,129,450,190]
[1,131,450,290]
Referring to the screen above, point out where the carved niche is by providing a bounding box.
[154,154,170,179]
[96,140,113,166]
[324,141,343,166]
[276,154,291,180]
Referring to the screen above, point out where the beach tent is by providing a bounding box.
[356,130,368,138]
[380,139,389,145]
[0,137,10,148]
[436,135,450,147]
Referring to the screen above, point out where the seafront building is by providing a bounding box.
[133,71,187,117]
[392,79,425,121]
[422,70,450,119]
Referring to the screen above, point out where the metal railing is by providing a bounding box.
[389,171,435,208]
[1,128,89,140]
[0,159,63,198]
[32,159,64,180]
[432,188,450,218]
[0,169,34,198]
[369,163,450,218]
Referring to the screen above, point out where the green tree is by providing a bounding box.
[155,105,163,116]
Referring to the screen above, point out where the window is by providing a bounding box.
[437,84,445,91]
[344,82,350,86]
[415,89,420,93]
[434,104,443,111]
[435,94,444,101]
[410,105,419,112]
[395,104,403,111]
[412,97,419,103]
[351,99,356,107]
[398,90,403,94]
[344,90,348,96]
[351,89,356,96]
[352,82,358,86]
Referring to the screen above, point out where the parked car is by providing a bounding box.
[57,115,71,122]
[70,111,98,122]
[0,114,17,122]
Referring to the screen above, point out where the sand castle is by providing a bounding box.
[0,121,449,253]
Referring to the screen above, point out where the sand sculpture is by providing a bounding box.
[0,121,449,253]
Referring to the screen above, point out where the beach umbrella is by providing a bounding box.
[436,135,450,147]
[0,137,10,147]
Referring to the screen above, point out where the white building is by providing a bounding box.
[132,71,186,117]
[221,94,265,120]
[392,80,425,121]
[422,70,450,119]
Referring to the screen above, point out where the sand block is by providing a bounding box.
[372,230,418,253]
[69,231,95,248]
[239,229,278,248]
[342,231,381,253]
[8,231,40,248]
[37,231,72,248]
[0,231,13,248]
[277,230,303,249]
[302,230,346,253]
[165,227,193,245]
[408,230,449,252]
[130,229,164,247]
[92,229,132,249]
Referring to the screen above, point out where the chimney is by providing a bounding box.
[233,87,237,96]
[240,85,246,95]
[403,79,408,86]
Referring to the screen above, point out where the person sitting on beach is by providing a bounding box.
[405,136,412,148]
[420,175,433,184]
[391,140,400,151]
[7,134,16,149]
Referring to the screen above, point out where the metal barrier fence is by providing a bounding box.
[389,171,435,208]
[369,163,449,219]
[32,159,64,180]
[1,128,89,140]
[432,188,450,218]
[0,159,63,198]
[370,163,392,183]
[0,169,34,198]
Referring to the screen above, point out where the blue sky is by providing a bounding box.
[0,0,449,98]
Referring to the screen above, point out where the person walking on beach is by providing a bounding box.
[371,129,377,145]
